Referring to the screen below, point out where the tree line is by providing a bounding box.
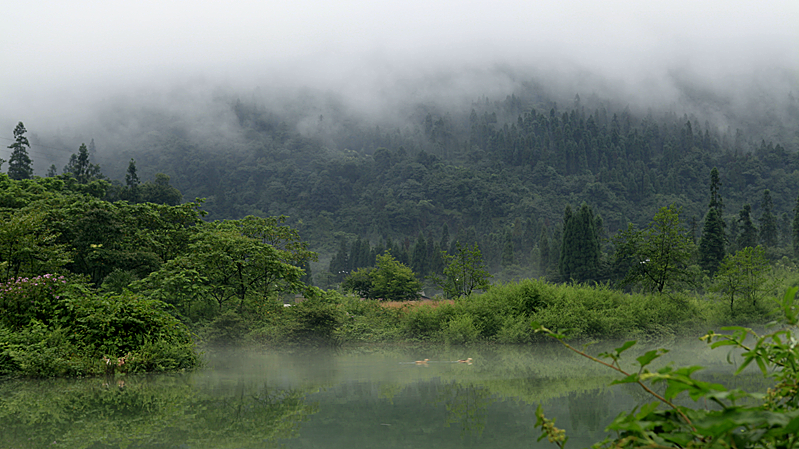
[39,91,795,285]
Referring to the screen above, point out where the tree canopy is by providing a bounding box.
[613,204,696,294]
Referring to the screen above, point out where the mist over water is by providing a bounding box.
[0,341,768,448]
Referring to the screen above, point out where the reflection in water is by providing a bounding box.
[436,382,493,437]
[0,374,316,448]
[0,342,771,449]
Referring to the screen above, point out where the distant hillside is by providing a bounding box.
[24,80,799,282]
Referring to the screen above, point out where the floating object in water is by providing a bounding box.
[415,359,429,365]
[457,358,473,365]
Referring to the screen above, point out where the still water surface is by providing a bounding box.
[0,340,761,449]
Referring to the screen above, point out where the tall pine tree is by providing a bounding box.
[538,227,551,275]
[328,239,350,282]
[759,189,777,247]
[793,195,799,258]
[738,205,758,249]
[7,122,33,180]
[699,168,726,275]
[699,208,726,275]
[501,230,514,267]
[411,233,428,278]
[64,143,103,183]
[559,203,600,282]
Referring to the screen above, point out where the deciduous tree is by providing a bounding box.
[435,241,492,298]
[371,252,421,301]
[712,246,776,316]
[613,204,696,294]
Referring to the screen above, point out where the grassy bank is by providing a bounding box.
[213,279,776,348]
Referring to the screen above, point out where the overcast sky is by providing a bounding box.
[2,0,798,131]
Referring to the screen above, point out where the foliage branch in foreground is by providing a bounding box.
[533,287,799,449]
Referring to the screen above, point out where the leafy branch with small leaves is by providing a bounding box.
[532,286,799,449]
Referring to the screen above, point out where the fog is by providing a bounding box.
[2,0,798,166]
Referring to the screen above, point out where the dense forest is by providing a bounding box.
[14,83,798,292]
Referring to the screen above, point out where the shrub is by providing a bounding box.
[494,315,534,343]
[203,311,250,347]
[0,274,68,329]
[442,314,480,345]
[0,280,199,377]
[284,293,345,346]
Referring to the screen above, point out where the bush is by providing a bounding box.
[203,311,250,347]
[0,274,68,329]
[283,292,346,346]
[494,315,534,343]
[335,296,403,342]
[401,304,455,341]
[442,314,480,345]
[0,280,199,377]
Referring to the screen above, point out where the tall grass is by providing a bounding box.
[247,278,782,348]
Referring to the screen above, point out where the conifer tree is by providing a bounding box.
[125,158,140,188]
[64,143,103,183]
[428,242,443,275]
[560,203,600,282]
[328,239,350,282]
[7,122,33,180]
[501,230,514,267]
[738,205,758,249]
[121,158,141,202]
[699,168,726,275]
[538,227,551,275]
[440,223,449,251]
[709,167,723,214]
[727,217,739,253]
[793,195,799,258]
[759,189,777,247]
[559,205,574,279]
[360,239,371,268]
[699,208,726,275]
[349,237,363,270]
[411,233,428,277]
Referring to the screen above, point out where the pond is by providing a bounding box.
[0,339,766,449]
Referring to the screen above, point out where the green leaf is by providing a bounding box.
[663,380,693,401]
[660,432,694,446]
[614,340,637,355]
[709,339,739,349]
[755,357,768,376]
[734,356,755,375]
[636,349,667,368]
[610,373,639,385]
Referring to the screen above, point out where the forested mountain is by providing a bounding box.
[22,81,799,285]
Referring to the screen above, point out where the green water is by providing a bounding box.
[0,340,765,449]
